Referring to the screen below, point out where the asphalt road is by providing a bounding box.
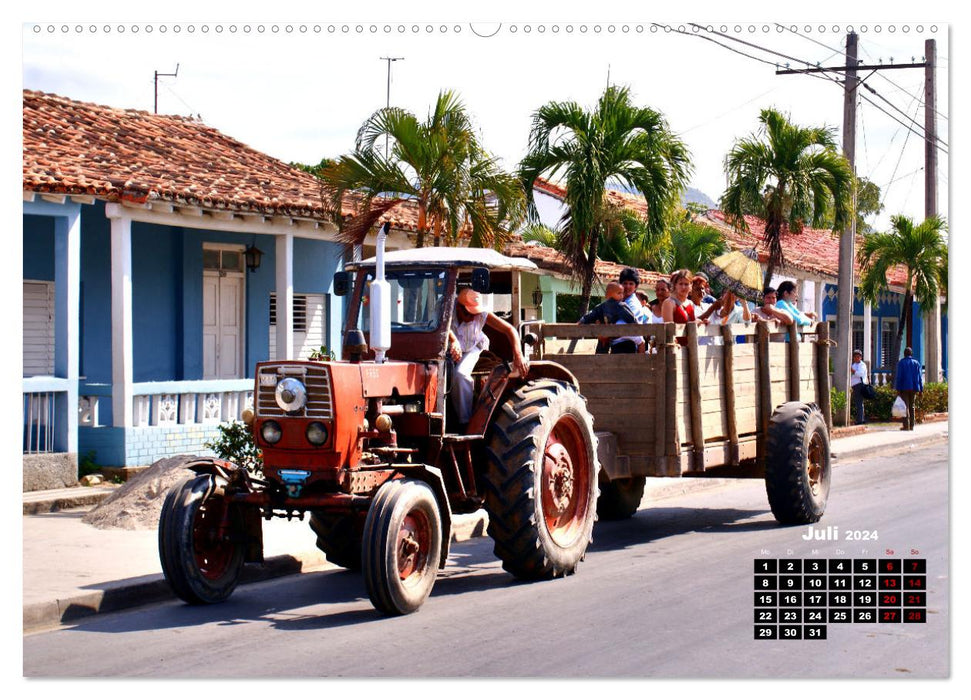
[23,443,949,679]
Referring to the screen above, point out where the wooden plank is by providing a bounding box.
[684,323,705,471]
[815,321,833,428]
[756,321,771,470]
[582,410,657,433]
[581,383,657,400]
[554,354,662,375]
[665,324,680,475]
[679,438,760,473]
[543,338,600,355]
[788,323,801,403]
[541,323,669,340]
[654,325,668,468]
[721,326,740,465]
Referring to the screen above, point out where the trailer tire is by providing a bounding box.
[309,511,362,570]
[765,402,831,524]
[158,475,245,604]
[363,479,442,616]
[597,476,646,520]
[483,380,599,580]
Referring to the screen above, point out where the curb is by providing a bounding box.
[23,510,489,634]
[832,431,948,463]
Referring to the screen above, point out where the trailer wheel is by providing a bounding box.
[597,476,646,520]
[158,475,245,604]
[309,511,363,570]
[765,402,831,524]
[483,380,599,579]
[363,479,442,615]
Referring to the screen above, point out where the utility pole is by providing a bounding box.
[833,32,858,427]
[154,64,179,114]
[924,38,942,382]
[379,56,404,157]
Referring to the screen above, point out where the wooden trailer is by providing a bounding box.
[527,319,833,524]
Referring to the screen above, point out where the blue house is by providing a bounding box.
[21,90,418,488]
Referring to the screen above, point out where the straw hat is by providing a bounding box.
[457,288,485,314]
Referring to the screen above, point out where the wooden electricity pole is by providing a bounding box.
[924,38,942,382]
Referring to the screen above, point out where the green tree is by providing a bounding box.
[721,108,854,286]
[319,90,525,249]
[858,214,948,369]
[520,85,692,313]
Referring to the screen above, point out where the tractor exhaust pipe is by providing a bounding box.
[370,222,392,363]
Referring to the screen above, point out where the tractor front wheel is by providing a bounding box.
[362,479,443,616]
[158,475,245,604]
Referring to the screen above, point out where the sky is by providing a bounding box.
[17,9,951,235]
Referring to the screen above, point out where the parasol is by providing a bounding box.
[702,248,764,302]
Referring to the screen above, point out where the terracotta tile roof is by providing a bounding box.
[534,177,650,217]
[503,240,666,288]
[22,89,431,233]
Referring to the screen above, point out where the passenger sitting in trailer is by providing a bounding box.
[447,287,529,430]
[577,281,638,354]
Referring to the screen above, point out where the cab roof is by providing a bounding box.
[345,247,539,272]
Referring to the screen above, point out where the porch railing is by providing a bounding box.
[79,379,254,428]
[23,377,70,454]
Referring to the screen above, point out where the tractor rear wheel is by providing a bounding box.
[309,511,363,570]
[158,475,245,604]
[765,402,832,524]
[597,476,646,520]
[362,479,443,616]
[483,380,599,579]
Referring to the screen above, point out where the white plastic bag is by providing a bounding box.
[892,396,908,419]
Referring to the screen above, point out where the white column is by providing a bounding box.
[511,270,522,330]
[54,208,81,453]
[814,280,825,319]
[863,301,873,367]
[275,233,294,360]
[110,215,134,428]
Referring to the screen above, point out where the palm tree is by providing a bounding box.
[858,214,948,370]
[520,85,692,313]
[320,90,524,249]
[721,108,854,286]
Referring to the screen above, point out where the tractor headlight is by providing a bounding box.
[261,420,282,444]
[275,378,307,413]
[306,422,329,446]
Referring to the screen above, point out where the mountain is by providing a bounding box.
[682,187,717,209]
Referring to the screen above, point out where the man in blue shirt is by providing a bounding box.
[894,347,924,431]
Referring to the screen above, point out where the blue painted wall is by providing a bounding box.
[23,215,55,280]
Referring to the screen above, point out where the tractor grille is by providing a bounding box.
[257,364,333,418]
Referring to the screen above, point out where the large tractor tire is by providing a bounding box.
[362,479,443,616]
[483,380,599,580]
[158,475,245,604]
[765,402,832,524]
[309,511,363,570]
[597,475,646,521]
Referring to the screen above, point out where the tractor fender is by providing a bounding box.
[182,457,264,564]
[525,361,580,391]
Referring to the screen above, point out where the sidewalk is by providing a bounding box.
[22,420,947,633]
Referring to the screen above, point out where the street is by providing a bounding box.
[24,442,949,679]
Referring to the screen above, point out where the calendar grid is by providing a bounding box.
[754,558,926,639]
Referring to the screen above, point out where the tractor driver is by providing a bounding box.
[447,287,529,427]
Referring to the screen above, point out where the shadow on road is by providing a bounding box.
[53,503,789,635]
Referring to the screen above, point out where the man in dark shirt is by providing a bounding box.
[894,347,924,431]
[579,281,638,353]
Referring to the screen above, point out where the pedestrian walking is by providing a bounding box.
[894,347,924,431]
[850,349,869,425]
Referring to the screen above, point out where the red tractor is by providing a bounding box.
[158,234,599,615]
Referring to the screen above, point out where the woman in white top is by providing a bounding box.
[447,288,528,426]
[850,349,869,425]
